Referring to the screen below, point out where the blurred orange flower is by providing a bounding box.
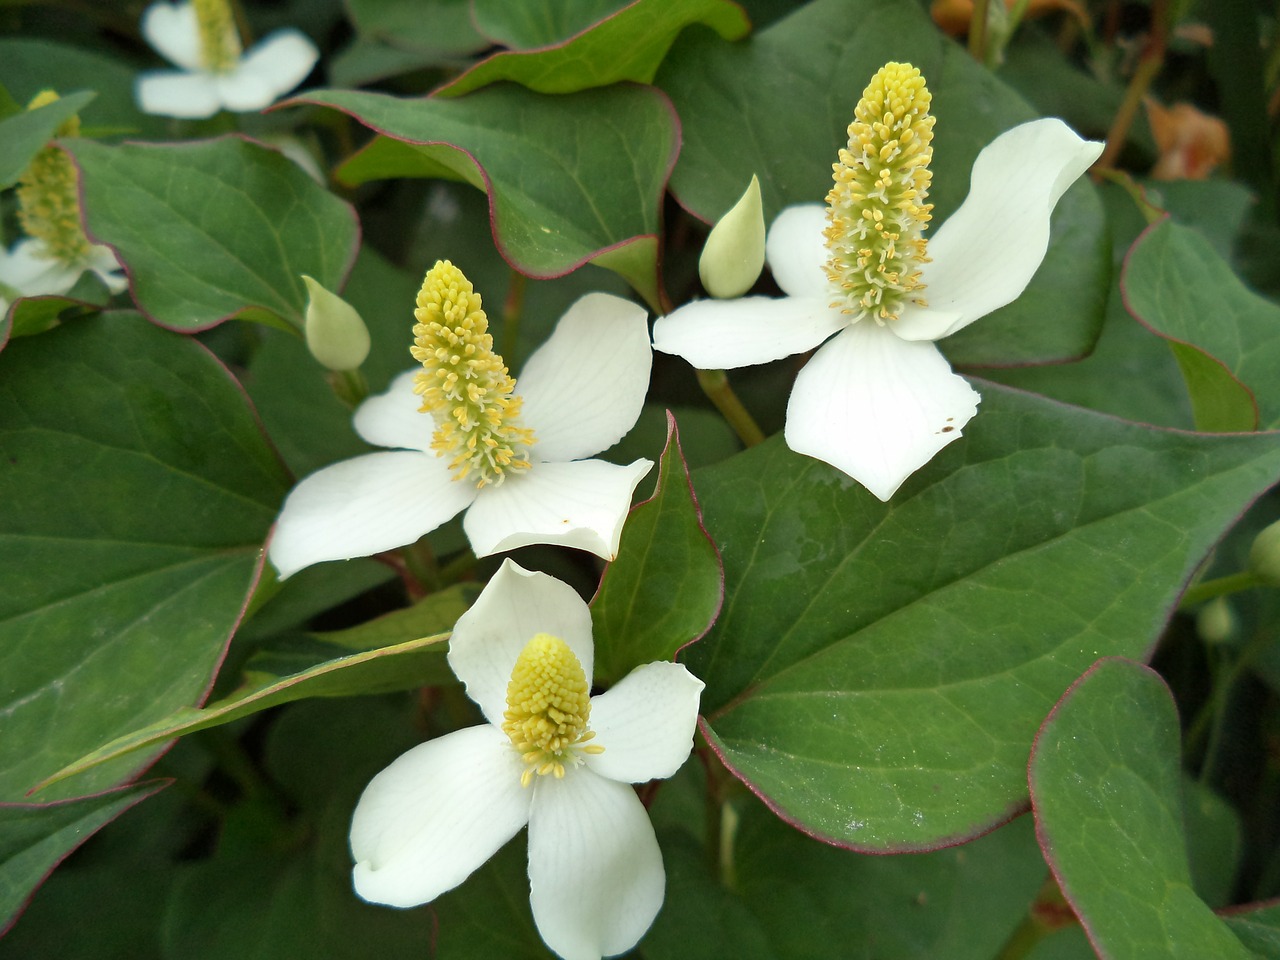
[931,0,1087,36]
[1145,99,1230,179]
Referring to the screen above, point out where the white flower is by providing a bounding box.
[0,238,126,314]
[350,559,704,960]
[653,63,1103,501]
[136,0,318,119]
[268,264,654,578]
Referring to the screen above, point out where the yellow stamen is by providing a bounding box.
[193,0,243,74]
[411,261,535,487]
[502,633,604,787]
[16,90,91,264]
[824,61,935,324]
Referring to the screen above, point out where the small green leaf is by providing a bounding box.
[1030,658,1252,959]
[1122,217,1280,429]
[438,0,750,97]
[1225,902,1280,958]
[0,315,290,802]
[313,84,676,311]
[67,137,358,331]
[691,384,1280,850]
[591,413,723,683]
[38,583,477,789]
[0,781,165,935]
[0,90,95,190]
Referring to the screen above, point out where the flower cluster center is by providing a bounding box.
[824,61,935,324]
[16,90,91,265]
[411,260,536,488]
[193,0,243,73]
[502,633,603,787]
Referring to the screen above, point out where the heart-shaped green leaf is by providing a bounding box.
[311,84,676,311]
[690,384,1280,850]
[0,314,289,802]
[1122,217,1280,430]
[655,0,1109,367]
[437,0,749,97]
[591,412,723,684]
[1030,658,1252,959]
[471,0,630,47]
[67,137,358,331]
[0,781,165,935]
[38,583,478,790]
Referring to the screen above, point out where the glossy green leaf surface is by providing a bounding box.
[314,84,676,309]
[0,782,164,935]
[591,413,722,684]
[1122,217,1280,429]
[471,0,630,47]
[1030,658,1252,959]
[0,315,289,802]
[67,137,358,331]
[691,384,1280,850]
[344,0,487,55]
[41,584,477,788]
[0,90,94,190]
[656,0,1109,366]
[438,0,749,97]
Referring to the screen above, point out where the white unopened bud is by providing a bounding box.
[1249,519,1280,588]
[699,174,765,299]
[302,275,370,371]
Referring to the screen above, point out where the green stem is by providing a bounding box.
[993,913,1051,960]
[695,368,766,447]
[994,876,1075,960]
[329,368,369,409]
[400,539,440,596]
[502,269,527,368]
[1093,0,1168,174]
[1178,570,1262,610]
[198,727,276,805]
[969,0,992,62]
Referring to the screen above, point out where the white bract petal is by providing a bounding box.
[351,724,531,908]
[215,30,319,111]
[0,239,80,298]
[352,369,433,453]
[518,293,652,463]
[528,772,666,960]
[447,559,596,727]
[584,662,704,784]
[135,70,223,119]
[652,295,844,370]
[764,203,829,298]
[267,449,476,579]
[462,458,653,560]
[141,1,203,71]
[784,323,980,501]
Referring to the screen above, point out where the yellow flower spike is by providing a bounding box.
[410,260,536,488]
[15,90,91,265]
[193,0,243,73]
[502,633,604,788]
[824,61,935,324]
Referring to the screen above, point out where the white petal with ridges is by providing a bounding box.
[517,293,651,462]
[447,559,596,726]
[895,118,1104,342]
[135,71,223,119]
[528,772,665,960]
[353,369,433,453]
[267,449,476,579]
[0,239,79,297]
[463,458,653,561]
[141,1,203,71]
[784,323,980,501]
[765,204,829,298]
[584,662,703,784]
[350,724,530,908]
[652,295,844,370]
[215,30,318,111]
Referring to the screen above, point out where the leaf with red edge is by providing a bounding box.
[437,0,750,97]
[0,314,289,803]
[0,781,166,936]
[1030,658,1252,959]
[1122,216,1280,430]
[591,412,723,685]
[310,84,677,311]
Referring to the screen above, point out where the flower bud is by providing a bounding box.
[1196,596,1236,645]
[1249,519,1280,587]
[699,174,765,299]
[302,275,370,371]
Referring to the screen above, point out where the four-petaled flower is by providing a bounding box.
[654,62,1103,501]
[268,261,654,578]
[136,0,319,119]
[350,559,704,960]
